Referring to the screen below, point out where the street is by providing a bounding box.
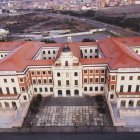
[1,132,140,140]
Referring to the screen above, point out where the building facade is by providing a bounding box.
[0,37,140,127]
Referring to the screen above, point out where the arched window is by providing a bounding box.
[12,102,17,109]
[120,100,126,107]
[66,90,70,96]
[137,100,140,107]
[74,90,79,96]
[74,72,78,76]
[0,102,2,108]
[58,90,62,96]
[4,102,9,108]
[65,61,68,66]
[129,100,134,107]
[57,72,60,77]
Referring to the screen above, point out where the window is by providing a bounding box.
[111,76,115,81]
[111,85,115,90]
[85,56,87,58]
[138,76,140,80]
[58,90,62,96]
[75,80,78,85]
[31,71,35,75]
[49,79,52,84]
[128,85,132,92]
[43,71,46,75]
[65,61,68,66]
[136,85,139,92]
[120,85,123,92]
[57,72,60,77]
[121,100,126,107]
[136,50,138,53]
[13,87,17,94]
[45,88,48,92]
[49,57,51,59]
[90,56,92,58]
[95,49,98,53]
[43,79,47,84]
[95,78,99,83]
[110,94,114,99]
[100,78,105,83]
[66,90,70,96]
[95,87,98,91]
[23,96,27,100]
[4,79,7,83]
[84,70,87,74]
[32,79,36,84]
[53,50,55,54]
[121,76,125,80]
[128,100,134,107]
[21,87,25,92]
[48,51,50,54]
[38,79,42,84]
[74,72,78,76]
[58,80,61,86]
[129,76,133,80]
[34,88,37,92]
[43,51,45,54]
[84,78,87,83]
[6,87,10,94]
[11,79,14,83]
[0,88,3,94]
[95,70,99,74]
[84,87,87,91]
[90,49,92,53]
[19,78,23,83]
[101,70,105,74]
[89,78,93,83]
[66,80,70,86]
[37,71,40,75]
[89,87,93,91]
[44,57,46,60]
[90,70,93,74]
[50,87,53,92]
[48,71,52,75]
[100,86,104,91]
[74,90,79,96]
[85,49,87,53]
[39,88,42,92]
[137,100,140,107]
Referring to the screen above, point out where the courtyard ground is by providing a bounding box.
[22,96,115,132]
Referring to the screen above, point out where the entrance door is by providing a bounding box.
[58,90,62,96]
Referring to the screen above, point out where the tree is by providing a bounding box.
[82,38,96,42]
[41,39,56,43]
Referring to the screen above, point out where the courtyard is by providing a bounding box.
[24,96,113,129]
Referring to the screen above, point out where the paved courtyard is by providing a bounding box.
[36,106,109,127]
[24,97,113,129]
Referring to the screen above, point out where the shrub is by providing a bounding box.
[95,95,104,103]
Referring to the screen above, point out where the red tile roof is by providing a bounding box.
[0,37,140,72]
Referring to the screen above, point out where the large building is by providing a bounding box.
[0,37,140,128]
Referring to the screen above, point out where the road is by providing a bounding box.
[1,133,140,140]
[46,13,140,37]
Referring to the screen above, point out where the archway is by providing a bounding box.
[66,90,71,96]
[74,90,79,96]
[58,90,62,96]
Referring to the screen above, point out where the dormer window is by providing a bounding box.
[65,61,68,66]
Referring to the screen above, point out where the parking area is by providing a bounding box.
[24,96,113,128]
